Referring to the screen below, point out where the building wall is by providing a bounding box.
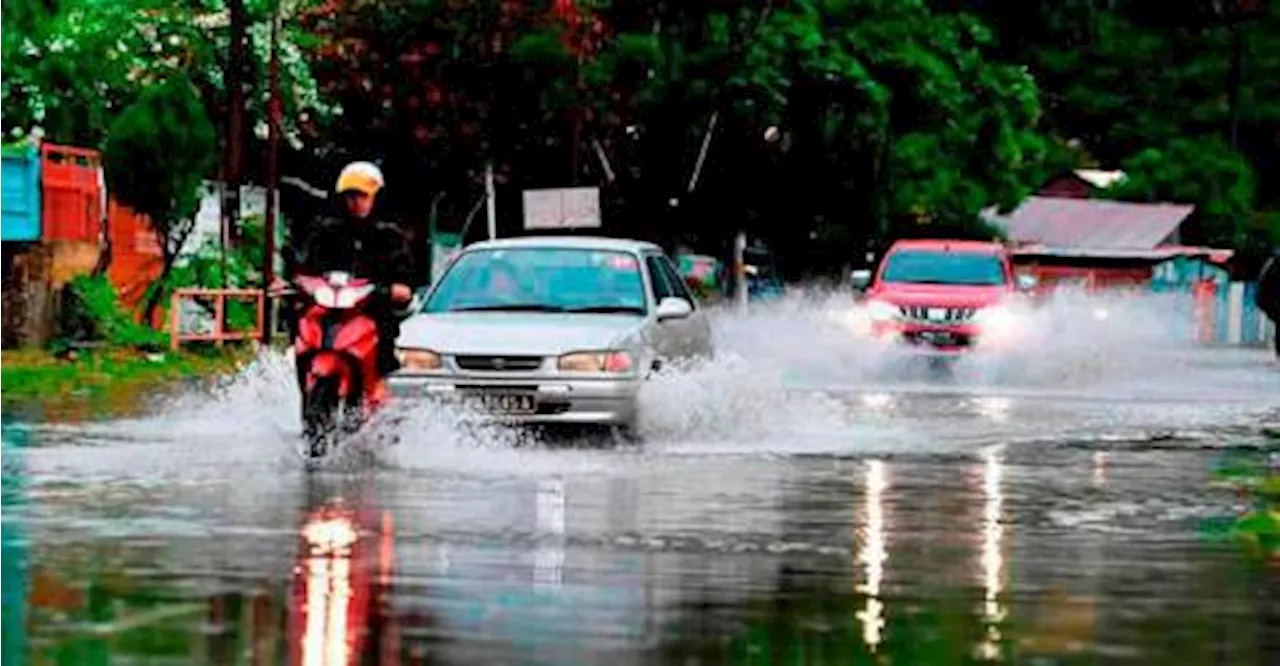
[1015,262,1153,290]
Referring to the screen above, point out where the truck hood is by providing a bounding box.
[396,311,644,356]
[867,283,1010,308]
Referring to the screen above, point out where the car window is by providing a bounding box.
[880,250,1007,286]
[425,247,647,314]
[644,255,679,302]
[654,255,697,307]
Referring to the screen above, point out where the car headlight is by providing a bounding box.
[973,305,1021,333]
[395,348,442,371]
[865,299,899,322]
[557,350,635,373]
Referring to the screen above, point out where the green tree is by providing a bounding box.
[1106,137,1257,248]
[303,0,1050,273]
[104,74,216,320]
[935,0,1280,251]
[1,0,333,151]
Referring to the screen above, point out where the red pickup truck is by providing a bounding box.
[850,239,1037,353]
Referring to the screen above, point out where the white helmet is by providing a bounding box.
[335,161,385,196]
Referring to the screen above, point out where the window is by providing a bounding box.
[425,247,647,314]
[644,255,680,302]
[654,255,697,307]
[880,250,1007,286]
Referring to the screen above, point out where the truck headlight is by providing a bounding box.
[865,299,899,322]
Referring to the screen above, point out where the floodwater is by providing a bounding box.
[4,289,1279,665]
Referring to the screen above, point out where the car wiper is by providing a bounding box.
[564,305,647,315]
[450,304,568,312]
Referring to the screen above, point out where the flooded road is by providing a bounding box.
[4,293,1279,665]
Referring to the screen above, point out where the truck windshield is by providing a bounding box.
[880,250,1007,286]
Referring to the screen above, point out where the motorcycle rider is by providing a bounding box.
[287,161,416,384]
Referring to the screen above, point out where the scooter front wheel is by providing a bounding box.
[303,376,342,459]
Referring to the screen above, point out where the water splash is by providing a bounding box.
[13,285,1276,475]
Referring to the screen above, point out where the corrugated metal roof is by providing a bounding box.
[982,196,1194,250]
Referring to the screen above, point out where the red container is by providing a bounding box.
[40,143,103,242]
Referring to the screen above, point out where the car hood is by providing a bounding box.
[397,311,645,356]
[868,283,1010,308]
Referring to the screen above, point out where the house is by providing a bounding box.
[1038,169,1127,199]
[981,196,1225,289]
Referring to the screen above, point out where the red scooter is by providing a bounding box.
[287,270,391,458]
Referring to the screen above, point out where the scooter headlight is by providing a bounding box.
[395,348,442,371]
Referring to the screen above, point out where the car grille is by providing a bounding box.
[453,355,544,372]
[897,305,977,323]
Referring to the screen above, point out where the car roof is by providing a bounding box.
[464,235,662,254]
[887,239,1006,254]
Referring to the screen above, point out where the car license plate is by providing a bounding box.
[927,308,946,321]
[918,331,955,345]
[464,391,537,415]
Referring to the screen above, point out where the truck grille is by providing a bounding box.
[454,355,544,372]
[898,305,977,323]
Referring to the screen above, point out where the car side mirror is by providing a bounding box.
[850,269,872,291]
[656,297,693,321]
[1016,274,1038,291]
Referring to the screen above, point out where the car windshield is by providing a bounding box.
[424,247,648,314]
[880,250,1007,286]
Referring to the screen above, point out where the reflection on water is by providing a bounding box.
[8,438,1275,665]
[856,459,888,652]
[1,418,29,665]
[298,508,360,666]
[534,479,566,592]
[978,448,1006,661]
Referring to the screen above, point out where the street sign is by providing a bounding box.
[522,187,601,230]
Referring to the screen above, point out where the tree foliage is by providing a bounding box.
[1107,137,1257,247]
[103,73,216,317]
[1,0,333,151]
[297,0,1050,273]
[937,0,1280,253]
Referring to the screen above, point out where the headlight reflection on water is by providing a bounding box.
[861,392,895,411]
[977,449,1006,661]
[973,396,1013,423]
[300,515,359,666]
[857,460,889,651]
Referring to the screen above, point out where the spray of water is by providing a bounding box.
[16,283,1274,475]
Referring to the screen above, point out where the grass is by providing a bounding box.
[1,345,255,419]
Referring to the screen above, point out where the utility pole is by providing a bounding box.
[261,3,282,344]
[485,162,497,240]
[733,231,748,308]
[223,0,248,279]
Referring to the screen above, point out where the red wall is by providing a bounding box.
[106,199,165,318]
[1017,262,1153,291]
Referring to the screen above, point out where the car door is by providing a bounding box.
[644,253,712,359]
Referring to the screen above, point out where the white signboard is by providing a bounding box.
[522,187,601,230]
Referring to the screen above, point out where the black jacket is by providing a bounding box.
[294,215,416,290]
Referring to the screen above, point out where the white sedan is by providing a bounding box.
[389,236,714,440]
